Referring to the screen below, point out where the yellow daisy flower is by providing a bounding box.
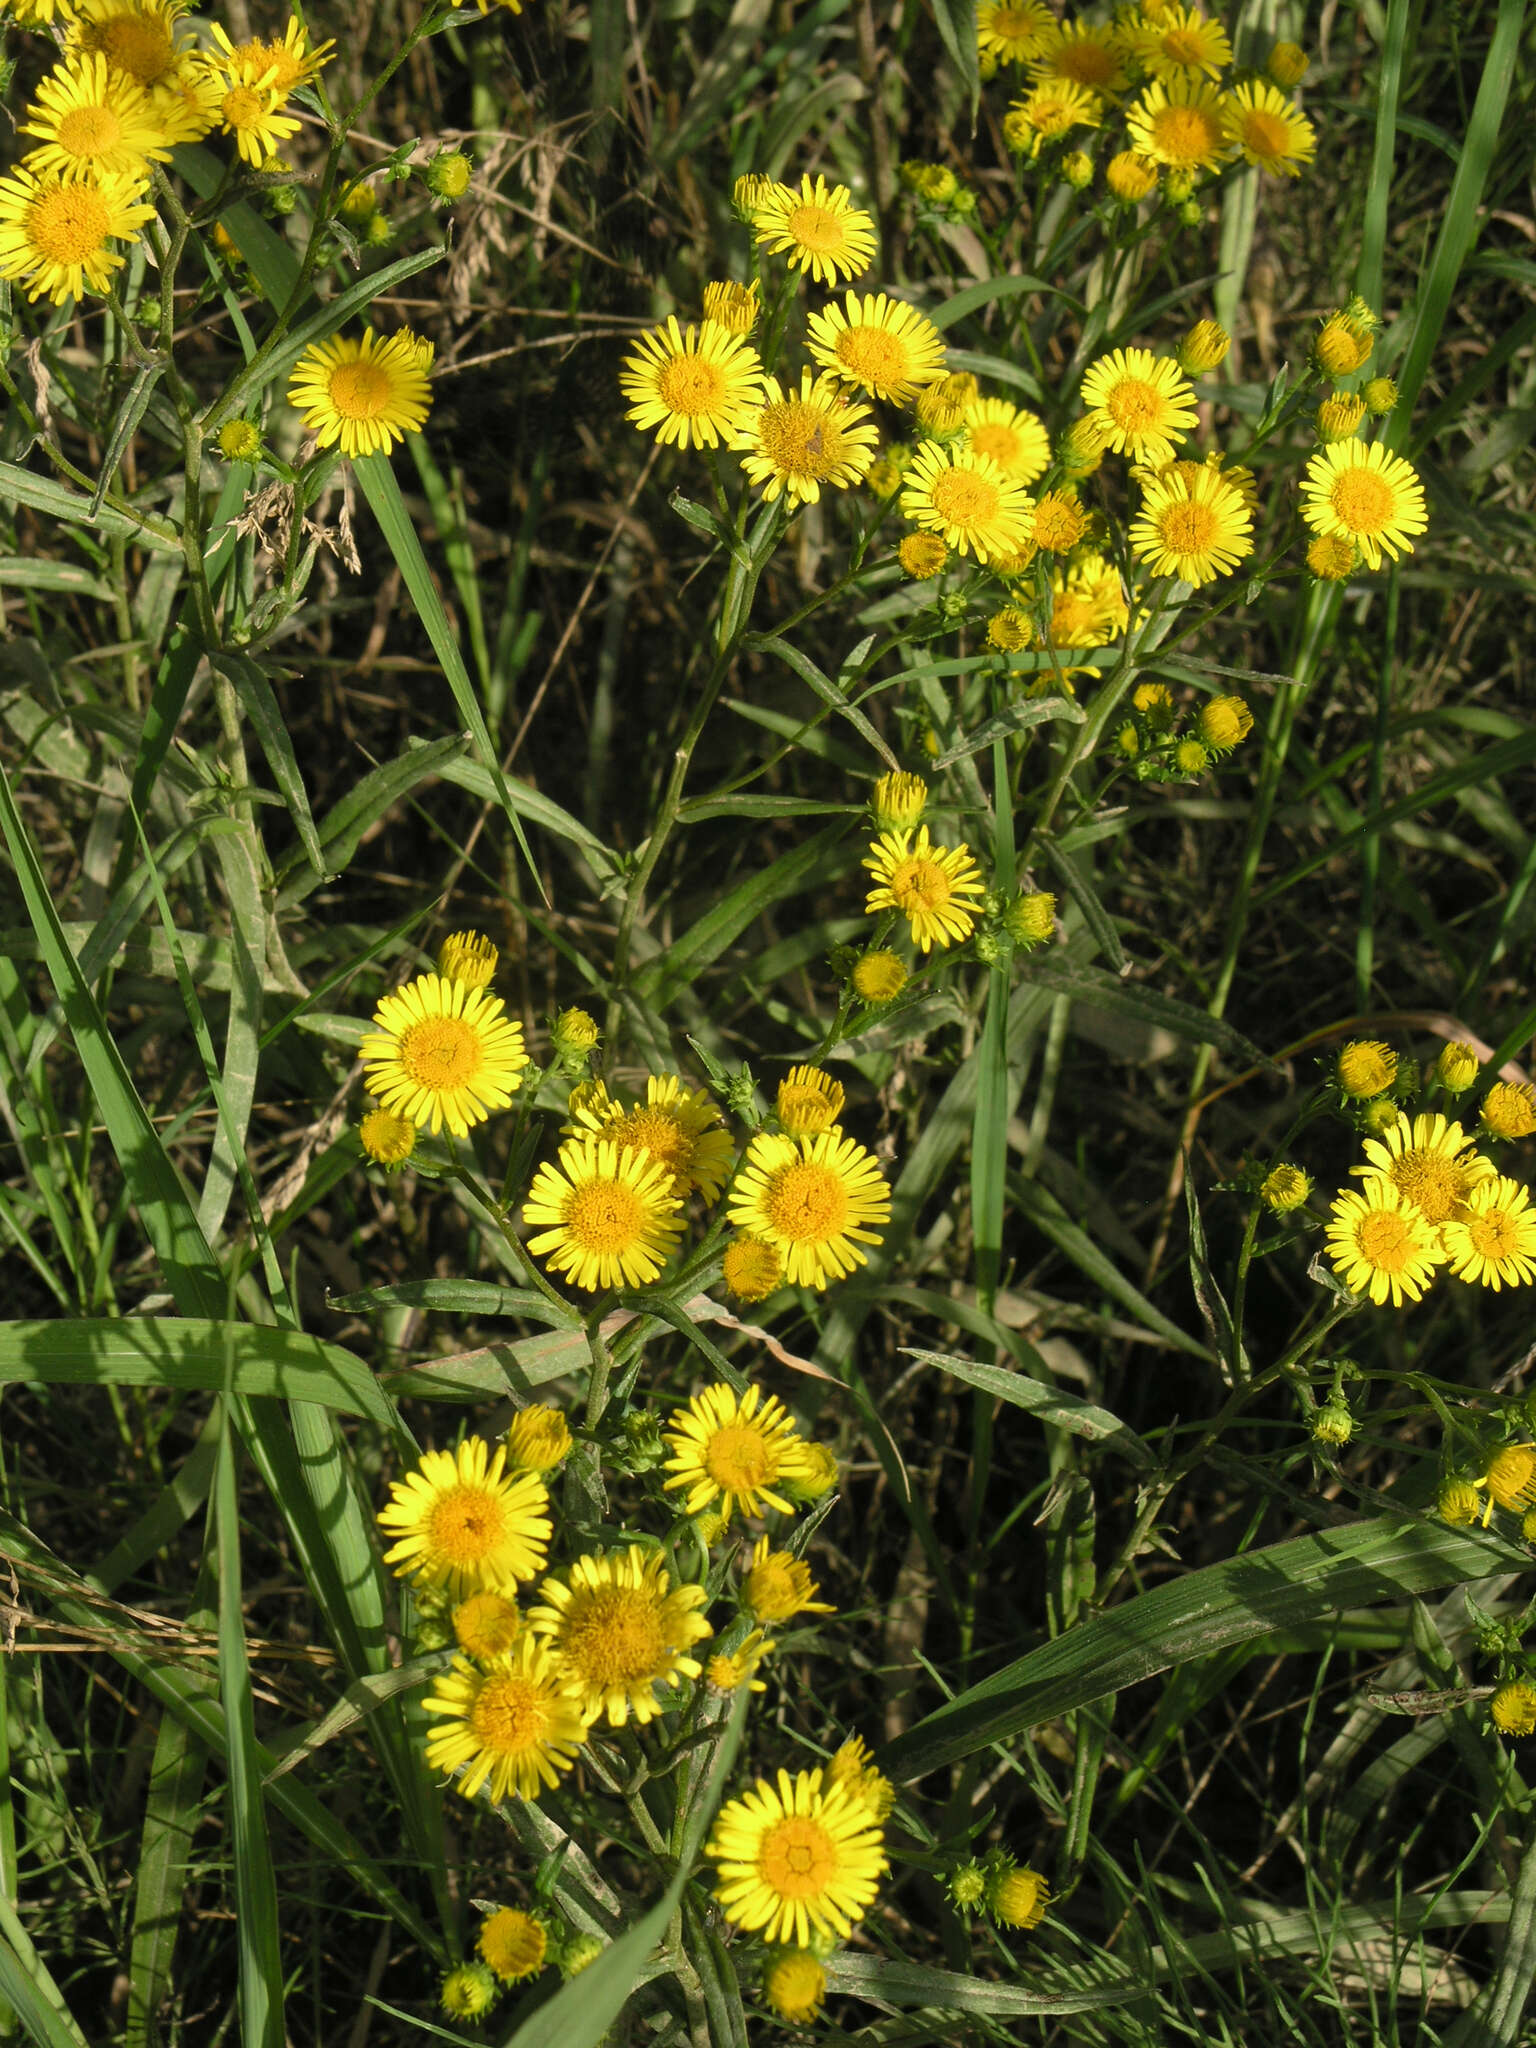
[0,162,154,305]
[378,1437,552,1599]
[1300,442,1428,571]
[528,1544,712,1728]
[479,1907,547,1984]
[702,277,761,333]
[863,824,986,952]
[870,770,928,831]
[19,54,171,179]
[727,1129,892,1289]
[565,1073,733,1200]
[65,0,192,92]
[962,396,1052,484]
[619,314,765,451]
[1325,1181,1444,1307]
[1482,1081,1536,1139]
[1125,3,1232,80]
[901,441,1035,563]
[1032,21,1132,97]
[733,369,879,506]
[204,49,302,167]
[1130,463,1254,584]
[763,1950,826,2025]
[1442,1178,1536,1291]
[1224,79,1317,175]
[359,972,527,1137]
[722,1236,786,1303]
[149,61,221,144]
[358,1106,417,1169]
[1436,1042,1482,1092]
[1004,79,1103,156]
[208,17,334,95]
[706,1627,775,1694]
[853,950,908,1004]
[1337,1039,1396,1098]
[523,1138,684,1293]
[1047,552,1128,649]
[1080,346,1198,465]
[706,1767,888,1947]
[1031,490,1090,552]
[805,291,947,404]
[663,1382,810,1522]
[824,1734,896,1821]
[505,1404,572,1473]
[775,1065,845,1137]
[1491,1682,1536,1737]
[743,1535,835,1624]
[754,173,877,287]
[437,928,499,988]
[422,1636,588,1803]
[1106,149,1160,200]
[976,0,1055,62]
[1351,1112,1495,1226]
[452,1590,523,1661]
[288,328,434,459]
[990,1862,1051,1929]
[1125,76,1231,171]
[1481,1444,1536,1513]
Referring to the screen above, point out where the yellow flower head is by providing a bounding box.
[706,1767,888,1947]
[806,291,947,404]
[565,1072,733,1201]
[1437,1476,1481,1527]
[452,1590,523,1662]
[706,1627,775,1694]
[987,607,1036,652]
[1177,319,1231,375]
[702,277,761,335]
[1481,1081,1536,1139]
[1482,1443,1536,1513]
[754,173,877,286]
[620,314,764,451]
[762,1948,827,2025]
[1031,490,1090,553]
[743,1534,835,1624]
[732,172,775,220]
[1325,1181,1444,1307]
[218,418,262,462]
[915,369,980,436]
[19,53,172,178]
[1442,1178,1536,1291]
[1106,149,1159,200]
[663,1382,810,1523]
[1491,1681,1536,1738]
[288,328,433,458]
[1316,392,1367,444]
[1436,1041,1481,1093]
[824,1733,896,1821]
[1081,347,1198,466]
[551,1007,599,1062]
[961,396,1051,484]
[864,824,986,952]
[204,47,302,166]
[727,1129,892,1289]
[852,950,908,1004]
[505,1404,573,1473]
[1004,891,1056,947]
[1259,1163,1311,1213]
[898,531,950,579]
[1130,463,1254,585]
[1336,1039,1397,1099]
[776,1064,846,1137]
[360,972,527,1136]
[423,1636,588,1803]
[1197,695,1253,752]
[1301,442,1428,571]
[210,17,334,94]
[479,1907,547,1985]
[900,442,1036,564]
[1364,376,1399,416]
[976,0,1055,60]
[1307,532,1359,582]
[528,1543,712,1728]
[870,770,929,833]
[0,162,155,306]
[1033,20,1132,96]
[722,1236,785,1303]
[1351,1112,1494,1226]
[437,928,499,989]
[440,1962,498,2019]
[65,0,191,90]
[358,1107,417,1169]
[522,1138,684,1293]
[733,368,879,507]
[1047,553,1128,650]
[378,1437,551,1599]
[1004,79,1104,156]
[1267,40,1309,88]
[989,1861,1051,1930]
[1126,75,1230,170]
[1224,79,1316,174]
[1125,3,1232,80]
[1314,312,1375,377]
[781,1441,840,1504]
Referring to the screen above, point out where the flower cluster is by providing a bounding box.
[377,1382,893,2023]
[1320,1041,1536,1307]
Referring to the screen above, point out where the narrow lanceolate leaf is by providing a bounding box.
[211,652,326,878]
[880,1517,1527,1782]
[907,1349,1156,1467]
[0,1318,399,1429]
[741,633,898,767]
[823,1954,1141,2014]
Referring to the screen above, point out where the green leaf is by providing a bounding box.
[741,633,898,768]
[0,557,114,600]
[906,1347,1155,1466]
[265,1663,438,1783]
[926,0,979,110]
[330,1279,580,1326]
[276,731,469,906]
[0,459,179,552]
[211,651,326,878]
[928,273,1077,330]
[351,455,541,894]
[91,354,168,518]
[1038,834,1126,974]
[1019,955,1273,1070]
[880,1516,1527,1781]
[823,1953,1140,2014]
[930,695,1084,770]
[0,1318,398,1429]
